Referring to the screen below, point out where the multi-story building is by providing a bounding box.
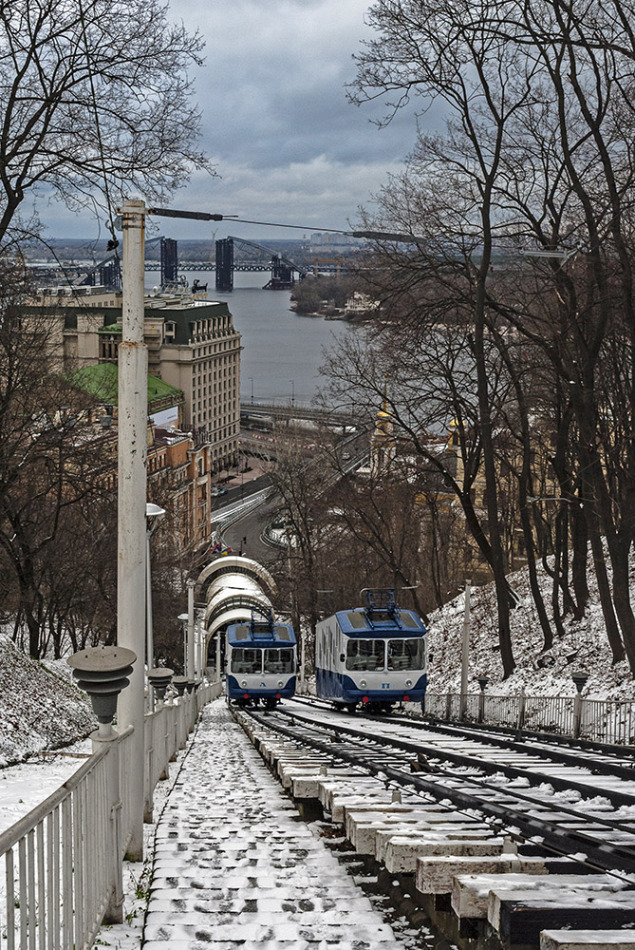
[70,365,213,554]
[24,286,241,474]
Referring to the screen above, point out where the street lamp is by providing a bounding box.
[289,379,295,406]
[248,377,254,403]
[146,503,166,673]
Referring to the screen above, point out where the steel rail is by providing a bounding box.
[243,706,635,874]
[418,715,635,762]
[293,697,635,781]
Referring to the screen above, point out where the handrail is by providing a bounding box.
[0,745,111,854]
[1,685,222,950]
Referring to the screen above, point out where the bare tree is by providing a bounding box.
[0,0,211,243]
[350,0,635,673]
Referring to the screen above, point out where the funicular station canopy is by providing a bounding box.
[198,555,276,669]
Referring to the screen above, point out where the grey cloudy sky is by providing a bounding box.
[43,0,421,241]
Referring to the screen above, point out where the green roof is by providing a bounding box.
[70,363,184,409]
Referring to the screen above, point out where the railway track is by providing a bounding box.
[244,699,635,875]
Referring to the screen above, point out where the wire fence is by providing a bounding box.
[424,691,635,745]
[0,682,221,950]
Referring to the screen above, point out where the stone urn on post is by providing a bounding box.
[66,644,137,925]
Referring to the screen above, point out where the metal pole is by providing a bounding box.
[216,632,221,682]
[116,197,147,861]
[459,578,471,720]
[299,629,306,691]
[187,579,196,679]
[146,532,153,674]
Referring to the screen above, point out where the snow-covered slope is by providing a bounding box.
[427,562,635,701]
[0,634,95,766]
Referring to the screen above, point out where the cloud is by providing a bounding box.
[39,0,423,237]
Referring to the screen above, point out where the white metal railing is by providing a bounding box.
[0,682,222,950]
[424,691,635,745]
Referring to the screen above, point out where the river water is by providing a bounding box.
[147,270,351,406]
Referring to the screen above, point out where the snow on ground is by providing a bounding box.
[142,699,407,949]
[0,739,91,834]
[426,560,635,701]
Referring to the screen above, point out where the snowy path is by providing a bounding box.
[143,700,402,950]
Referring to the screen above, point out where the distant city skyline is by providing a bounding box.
[35,0,430,244]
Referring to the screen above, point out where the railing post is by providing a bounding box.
[144,713,154,823]
[572,672,588,739]
[445,691,452,721]
[573,692,583,739]
[477,676,489,724]
[91,733,124,924]
[161,705,171,780]
[517,685,526,731]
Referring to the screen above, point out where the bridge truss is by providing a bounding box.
[215,236,311,292]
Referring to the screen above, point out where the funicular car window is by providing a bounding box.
[345,639,385,671]
[264,649,294,673]
[387,638,425,670]
[231,648,262,674]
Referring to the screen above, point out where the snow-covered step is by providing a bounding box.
[452,873,627,920]
[415,854,550,895]
[144,917,398,946]
[541,930,635,950]
[384,834,507,873]
[489,888,635,946]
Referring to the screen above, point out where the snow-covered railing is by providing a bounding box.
[0,682,222,950]
[424,691,635,745]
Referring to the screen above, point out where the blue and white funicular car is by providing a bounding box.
[315,588,427,713]
[226,609,296,709]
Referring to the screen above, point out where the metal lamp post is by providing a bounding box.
[67,644,136,923]
[477,676,489,723]
[186,578,196,679]
[572,671,589,739]
[147,667,174,712]
[459,578,471,719]
[68,645,137,739]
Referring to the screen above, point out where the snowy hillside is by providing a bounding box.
[0,634,95,766]
[427,561,635,702]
